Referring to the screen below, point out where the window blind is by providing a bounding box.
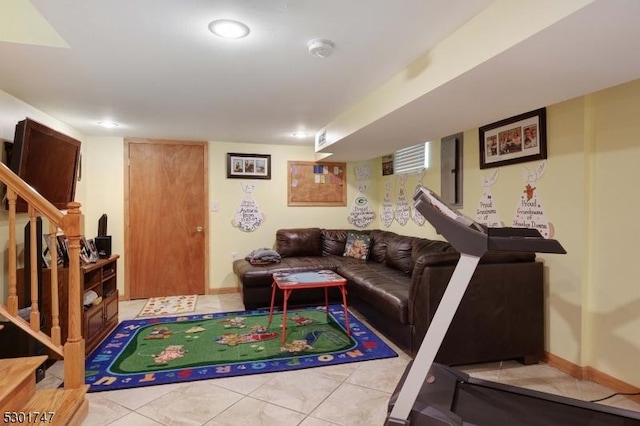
[394,143,426,174]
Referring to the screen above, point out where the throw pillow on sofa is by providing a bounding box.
[343,232,372,260]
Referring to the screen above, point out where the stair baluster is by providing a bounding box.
[0,162,87,423]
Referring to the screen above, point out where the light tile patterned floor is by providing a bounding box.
[37,294,640,425]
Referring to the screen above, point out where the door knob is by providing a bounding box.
[196,226,204,233]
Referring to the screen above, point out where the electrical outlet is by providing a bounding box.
[231,252,238,262]
[211,201,219,212]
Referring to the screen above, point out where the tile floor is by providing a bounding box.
[37,294,640,425]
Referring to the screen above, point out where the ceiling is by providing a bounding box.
[1,1,640,162]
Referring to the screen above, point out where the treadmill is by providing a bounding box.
[386,186,640,426]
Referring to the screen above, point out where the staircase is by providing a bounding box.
[0,357,88,425]
[0,162,88,424]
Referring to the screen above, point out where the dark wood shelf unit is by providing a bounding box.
[17,255,120,357]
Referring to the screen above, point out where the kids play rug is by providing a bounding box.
[136,295,197,318]
[86,305,397,392]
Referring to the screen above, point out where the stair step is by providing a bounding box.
[22,386,89,426]
[0,356,48,411]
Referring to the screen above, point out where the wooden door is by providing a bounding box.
[125,139,208,299]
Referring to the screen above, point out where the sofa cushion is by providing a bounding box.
[321,229,350,256]
[276,228,322,257]
[412,238,459,267]
[338,262,410,324]
[369,230,397,263]
[385,236,414,274]
[343,232,372,260]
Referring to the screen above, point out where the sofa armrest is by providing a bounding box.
[408,261,544,364]
[408,259,439,326]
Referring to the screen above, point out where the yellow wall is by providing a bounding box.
[69,137,379,296]
[2,79,640,387]
[374,80,640,386]
[589,81,640,383]
[451,100,589,369]
[208,141,377,290]
[368,80,640,386]
[81,136,125,291]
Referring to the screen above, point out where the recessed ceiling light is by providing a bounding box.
[208,19,250,39]
[292,132,309,139]
[97,121,119,128]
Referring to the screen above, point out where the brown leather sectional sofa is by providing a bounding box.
[232,227,544,366]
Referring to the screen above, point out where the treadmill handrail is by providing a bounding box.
[387,187,567,425]
[413,186,566,255]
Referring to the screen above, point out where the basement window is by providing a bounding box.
[393,142,430,174]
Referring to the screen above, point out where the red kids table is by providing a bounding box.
[267,270,351,344]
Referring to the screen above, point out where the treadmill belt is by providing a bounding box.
[454,382,640,426]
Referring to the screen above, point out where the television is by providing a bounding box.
[8,118,81,212]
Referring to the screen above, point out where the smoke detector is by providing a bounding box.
[307,39,335,58]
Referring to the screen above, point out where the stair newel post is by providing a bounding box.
[28,205,41,332]
[62,201,85,389]
[6,188,18,316]
[49,223,61,347]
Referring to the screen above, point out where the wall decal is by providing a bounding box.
[512,161,553,238]
[380,181,394,228]
[348,183,375,228]
[476,168,502,227]
[231,183,265,232]
[412,170,427,226]
[394,175,410,226]
[354,164,372,181]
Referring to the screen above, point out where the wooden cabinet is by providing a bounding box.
[19,255,120,356]
[81,256,119,354]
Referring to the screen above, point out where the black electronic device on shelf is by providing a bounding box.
[386,186,640,426]
[97,214,107,237]
[95,213,111,258]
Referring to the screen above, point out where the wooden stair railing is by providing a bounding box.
[0,162,85,390]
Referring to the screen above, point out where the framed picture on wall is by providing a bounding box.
[381,154,394,176]
[479,108,547,169]
[226,153,271,179]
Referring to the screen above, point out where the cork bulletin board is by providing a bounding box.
[287,161,347,206]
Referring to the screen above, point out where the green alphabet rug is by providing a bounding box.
[85,304,397,392]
